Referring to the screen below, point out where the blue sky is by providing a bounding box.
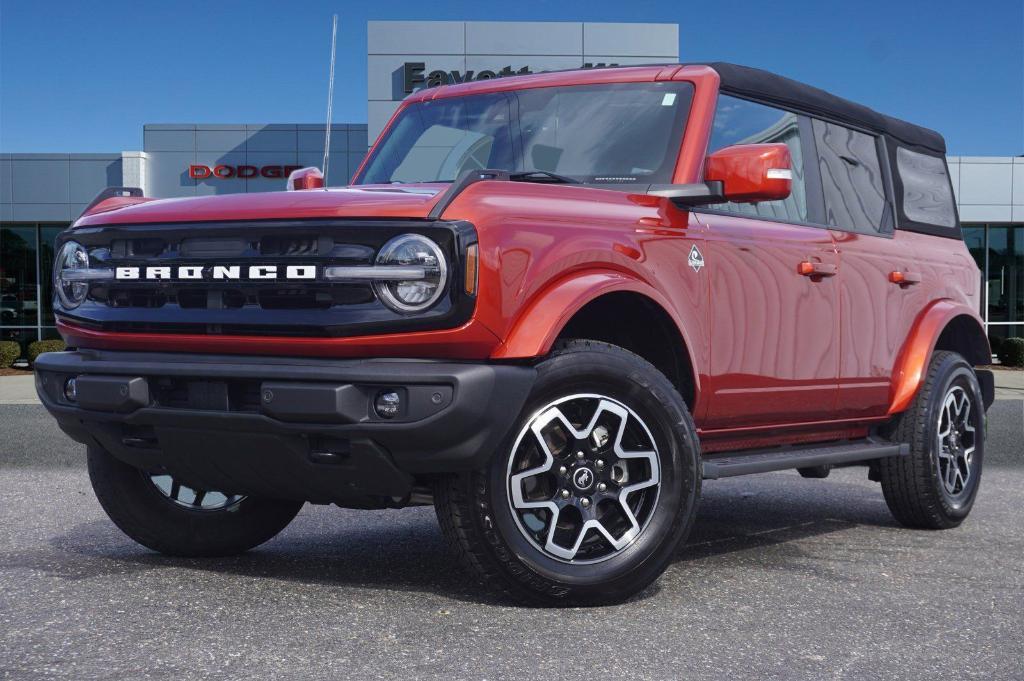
[1,0,1021,155]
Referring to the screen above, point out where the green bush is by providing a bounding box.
[997,337,1024,368]
[27,339,66,364]
[0,341,20,368]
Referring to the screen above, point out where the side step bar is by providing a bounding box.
[701,439,908,480]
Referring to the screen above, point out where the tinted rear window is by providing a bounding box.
[896,147,957,229]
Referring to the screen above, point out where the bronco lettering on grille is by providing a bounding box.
[114,265,318,281]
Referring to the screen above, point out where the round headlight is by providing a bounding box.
[373,234,448,313]
[54,241,91,309]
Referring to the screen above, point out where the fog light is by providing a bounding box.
[64,377,78,402]
[374,390,401,419]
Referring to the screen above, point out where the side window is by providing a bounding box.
[707,95,808,223]
[895,147,957,229]
[812,120,888,234]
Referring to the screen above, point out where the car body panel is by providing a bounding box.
[695,211,841,427]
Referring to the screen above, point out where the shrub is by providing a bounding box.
[997,337,1024,368]
[27,339,66,364]
[0,341,20,368]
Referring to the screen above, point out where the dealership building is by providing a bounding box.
[1,21,1021,352]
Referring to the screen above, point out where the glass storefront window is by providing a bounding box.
[39,226,65,326]
[986,226,1023,326]
[0,222,69,354]
[989,325,1024,343]
[0,225,39,328]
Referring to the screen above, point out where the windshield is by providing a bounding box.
[356,81,694,186]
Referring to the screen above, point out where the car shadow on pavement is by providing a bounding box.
[30,474,900,606]
[679,473,901,564]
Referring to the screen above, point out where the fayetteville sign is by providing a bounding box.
[188,165,303,180]
[401,61,619,94]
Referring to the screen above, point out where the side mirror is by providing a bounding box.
[647,143,792,207]
[705,143,792,203]
[287,166,325,191]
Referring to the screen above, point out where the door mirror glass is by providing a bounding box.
[705,143,792,203]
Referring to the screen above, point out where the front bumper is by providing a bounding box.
[35,350,535,505]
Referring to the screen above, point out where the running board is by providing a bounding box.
[701,440,908,480]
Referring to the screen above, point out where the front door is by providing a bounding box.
[696,94,840,428]
[699,214,840,427]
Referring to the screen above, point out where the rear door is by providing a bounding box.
[697,95,841,428]
[809,120,926,418]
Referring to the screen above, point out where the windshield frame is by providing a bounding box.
[353,79,695,189]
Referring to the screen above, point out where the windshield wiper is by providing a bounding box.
[508,170,581,184]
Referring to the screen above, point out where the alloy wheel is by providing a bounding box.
[936,384,977,497]
[148,474,246,511]
[506,394,661,564]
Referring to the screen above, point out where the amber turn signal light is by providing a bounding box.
[465,244,479,295]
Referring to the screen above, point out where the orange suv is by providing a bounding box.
[36,63,992,604]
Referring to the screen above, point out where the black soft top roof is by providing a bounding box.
[706,63,945,153]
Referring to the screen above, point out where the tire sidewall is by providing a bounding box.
[479,345,701,599]
[922,359,985,518]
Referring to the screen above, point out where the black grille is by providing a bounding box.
[260,234,319,256]
[56,219,477,338]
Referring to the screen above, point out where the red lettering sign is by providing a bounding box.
[188,165,305,180]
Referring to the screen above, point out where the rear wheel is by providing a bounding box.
[88,445,303,556]
[434,340,701,605]
[879,351,985,529]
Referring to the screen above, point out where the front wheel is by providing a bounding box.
[434,340,701,605]
[879,351,985,529]
[88,446,304,556]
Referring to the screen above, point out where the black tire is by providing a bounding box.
[879,351,985,529]
[87,445,304,556]
[434,340,701,606]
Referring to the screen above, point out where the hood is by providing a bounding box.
[73,184,449,227]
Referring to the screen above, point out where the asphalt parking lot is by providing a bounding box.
[1,401,1022,680]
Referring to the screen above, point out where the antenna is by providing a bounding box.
[322,14,338,188]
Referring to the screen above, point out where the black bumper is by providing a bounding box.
[35,350,535,505]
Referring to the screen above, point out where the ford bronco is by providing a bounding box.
[36,63,993,605]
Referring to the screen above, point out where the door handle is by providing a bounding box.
[797,261,838,278]
[889,271,922,286]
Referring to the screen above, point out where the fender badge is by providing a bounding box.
[688,244,705,273]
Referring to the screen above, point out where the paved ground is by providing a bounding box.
[991,367,1024,400]
[1,402,1022,680]
[0,375,35,405]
